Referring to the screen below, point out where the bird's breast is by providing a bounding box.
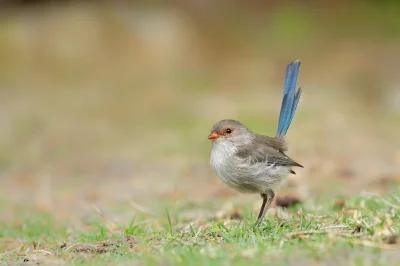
[210,141,238,178]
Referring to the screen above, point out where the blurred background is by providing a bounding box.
[0,0,399,224]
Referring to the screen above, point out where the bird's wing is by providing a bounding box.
[235,136,303,168]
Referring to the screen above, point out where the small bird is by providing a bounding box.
[208,60,303,226]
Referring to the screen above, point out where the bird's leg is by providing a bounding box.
[257,193,268,222]
[256,189,275,226]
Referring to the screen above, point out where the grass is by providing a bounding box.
[1,191,399,265]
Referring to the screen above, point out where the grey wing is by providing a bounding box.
[236,144,303,168]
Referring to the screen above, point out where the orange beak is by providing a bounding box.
[207,133,219,140]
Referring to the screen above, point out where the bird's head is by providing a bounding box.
[208,119,252,145]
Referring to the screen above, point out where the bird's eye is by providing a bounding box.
[226,128,232,134]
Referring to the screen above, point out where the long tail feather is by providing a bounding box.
[277,60,302,138]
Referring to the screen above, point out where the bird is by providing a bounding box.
[208,60,303,226]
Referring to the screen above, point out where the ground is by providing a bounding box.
[1,192,399,265]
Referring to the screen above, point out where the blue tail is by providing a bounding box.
[276,60,302,138]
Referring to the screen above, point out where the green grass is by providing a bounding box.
[1,192,399,265]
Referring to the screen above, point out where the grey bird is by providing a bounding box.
[208,60,303,226]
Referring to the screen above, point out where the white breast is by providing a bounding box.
[210,140,238,185]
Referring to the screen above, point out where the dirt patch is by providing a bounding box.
[276,195,301,208]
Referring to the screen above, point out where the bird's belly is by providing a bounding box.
[211,152,290,193]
